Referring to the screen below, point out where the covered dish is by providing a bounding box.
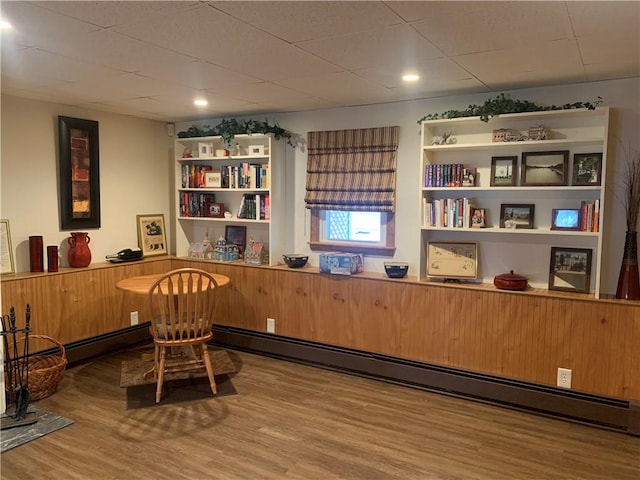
[493,270,528,291]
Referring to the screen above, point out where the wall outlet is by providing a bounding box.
[130,311,139,326]
[266,317,275,333]
[557,367,572,388]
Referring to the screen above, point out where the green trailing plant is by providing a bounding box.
[177,118,295,147]
[417,93,603,123]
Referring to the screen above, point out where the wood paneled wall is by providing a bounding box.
[2,257,638,402]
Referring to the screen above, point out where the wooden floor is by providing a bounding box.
[1,345,638,480]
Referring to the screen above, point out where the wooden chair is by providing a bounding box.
[147,268,220,403]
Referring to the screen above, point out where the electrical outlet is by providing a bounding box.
[557,367,572,388]
[130,311,139,326]
[266,317,275,333]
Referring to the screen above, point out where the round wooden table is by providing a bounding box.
[116,272,230,295]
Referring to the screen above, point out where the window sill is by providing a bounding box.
[308,241,395,256]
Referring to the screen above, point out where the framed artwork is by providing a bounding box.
[427,242,477,279]
[470,208,486,228]
[500,203,535,229]
[549,247,592,293]
[573,153,602,186]
[206,202,225,218]
[136,214,167,256]
[0,219,15,274]
[551,209,582,231]
[225,225,247,257]
[521,150,569,186]
[204,171,222,188]
[248,145,265,156]
[490,156,517,186]
[58,116,101,230]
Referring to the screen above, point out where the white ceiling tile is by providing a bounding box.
[578,32,640,72]
[206,82,318,104]
[140,61,262,91]
[386,1,490,22]
[567,1,640,36]
[353,57,474,88]
[211,1,403,43]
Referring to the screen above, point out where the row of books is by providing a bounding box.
[423,197,476,228]
[424,163,476,188]
[179,192,219,218]
[581,200,600,232]
[181,163,270,189]
[238,193,270,220]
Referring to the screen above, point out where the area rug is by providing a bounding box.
[120,348,238,409]
[1,406,73,453]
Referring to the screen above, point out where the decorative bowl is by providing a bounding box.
[384,262,408,278]
[493,270,528,291]
[283,254,308,268]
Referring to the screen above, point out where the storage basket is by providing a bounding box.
[24,334,67,400]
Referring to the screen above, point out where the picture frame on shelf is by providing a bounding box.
[136,214,167,257]
[427,242,477,280]
[462,167,477,187]
[572,153,602,186]
[470,208,486,228]
[206,202,225,218]
[248,145,264,156]
[490,156,517,186]
[58,116,101,230]
[551,208,582,231]
[500,203,535,229]
[0,219,15,274]
[225,225,247,257]
[204,171,222,188]
[549,247,592,293]
[521,150,569,186]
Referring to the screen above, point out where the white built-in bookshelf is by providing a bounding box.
[419,107,610,298]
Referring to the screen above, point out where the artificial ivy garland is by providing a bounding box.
[178,118,295,147]
[417,93,603,123]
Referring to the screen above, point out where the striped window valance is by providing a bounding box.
[304,126,399,212]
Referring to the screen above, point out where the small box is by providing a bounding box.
[319,252,364,275]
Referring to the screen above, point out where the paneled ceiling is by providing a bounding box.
[1,1,638,122]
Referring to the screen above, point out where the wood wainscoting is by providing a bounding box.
[2,257,638,432]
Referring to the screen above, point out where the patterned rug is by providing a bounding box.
[1,405,73,453]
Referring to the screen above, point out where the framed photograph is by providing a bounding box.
[58,116,101,230]
[549,247,592,293]
[573,153,602,186]
[470,208,486,228]
[136,214,167,256]
[500,203,535,229]
[206,202,225,218]
[248,145,265,156]
[462,167,477,187]
[225,225,247,257]
[204,171,222,188]
[490,156,517,186]
[427,242,477,279]
[521,150,569,186]
[0,219,15,274]
[551,208,582,231]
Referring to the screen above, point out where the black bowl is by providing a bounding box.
[283,254,308,268]
[384,262,408,278]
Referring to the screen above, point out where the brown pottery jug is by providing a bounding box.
[68,232,91,268]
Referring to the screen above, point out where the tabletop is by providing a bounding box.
[116,272,230,295]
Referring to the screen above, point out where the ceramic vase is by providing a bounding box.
[68,232,91,268]
[29,235,44,272]
[615,231,640,300]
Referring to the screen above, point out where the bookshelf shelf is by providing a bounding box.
[419,107,610,297]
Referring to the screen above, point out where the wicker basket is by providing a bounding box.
[25,334,67,401]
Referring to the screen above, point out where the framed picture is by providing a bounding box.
[248,145,264,156]
[462,167,477,187]
[470,208,486,228]
[551,208,582,231]
[206,202,225,218]
[427,242,477,279]
[225,225,247,257]
[490,156,517,186]
[136,214,167,256]
[58,116,101,230]
[573,153,602,186]
[500,203,534,229]
[0,219,15,274]
[549,247,592,293]
[521,150,569,186]
[204,171,222,188]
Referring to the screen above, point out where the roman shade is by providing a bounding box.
[305,126,399,212]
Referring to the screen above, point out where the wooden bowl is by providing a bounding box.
[493,270,528,291]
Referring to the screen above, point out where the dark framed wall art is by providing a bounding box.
[521,150,569,186]
[58,116,101,230]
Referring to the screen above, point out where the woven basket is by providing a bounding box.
[25,334,67,401]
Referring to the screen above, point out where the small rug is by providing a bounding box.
[1,405,73,453]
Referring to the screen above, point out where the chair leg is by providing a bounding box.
[201,345,217,395]
[156,347,167,403]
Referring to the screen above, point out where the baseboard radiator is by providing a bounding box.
[212,325,639,436]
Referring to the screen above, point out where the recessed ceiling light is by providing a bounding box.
[194,98,208,107]
[402,74,420,82]
[0,20,13,30]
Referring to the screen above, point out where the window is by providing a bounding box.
[305,126,399,256]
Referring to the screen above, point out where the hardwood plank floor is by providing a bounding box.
[1,345,638,480]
